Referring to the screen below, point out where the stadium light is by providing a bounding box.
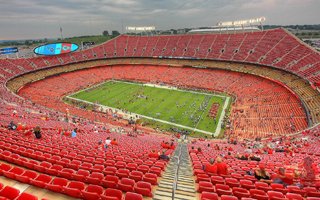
[217,17,266,27]
[126,26,156,32]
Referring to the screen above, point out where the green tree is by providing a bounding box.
[112,30,120,37]
[102,30,109,36]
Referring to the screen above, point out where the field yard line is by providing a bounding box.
[214,96,230,137]
[65,96,215,135]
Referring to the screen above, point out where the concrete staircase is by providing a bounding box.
[153,142,197,200]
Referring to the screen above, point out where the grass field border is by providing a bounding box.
[66,80,230,136]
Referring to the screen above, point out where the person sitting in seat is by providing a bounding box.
[148,150,160,159]
[111,138,118,145]
[159,150,170,161]
[203,158,217,174]
[8,121,17,130]
[34,126,42,139]
[254,164,271,182]
[215,156,228,175]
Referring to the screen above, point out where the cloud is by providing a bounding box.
[0,0,319,40]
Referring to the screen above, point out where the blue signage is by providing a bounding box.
[34,43,79,56]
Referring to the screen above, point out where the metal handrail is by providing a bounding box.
[172,144,183,200]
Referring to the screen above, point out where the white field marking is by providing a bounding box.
[67,80,231,135]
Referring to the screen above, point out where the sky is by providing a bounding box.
[0,0,319,40]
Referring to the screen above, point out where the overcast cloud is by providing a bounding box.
[0,0,319,40]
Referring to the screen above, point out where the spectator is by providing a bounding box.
[254,164,271,182]
[111,138,118,145]
[148,150,159,159]
[203,158,217,174]
[8,121,17,130]
[105,137,111,150]
[159,150,170,161]
[34,126,42,139]
[273,168,293,186]
[215,156,228,175]
[71,128,77,138]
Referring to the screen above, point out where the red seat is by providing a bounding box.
[198,181,215,193]
[34,161,52,173]
[16,170,38,184]
[72,169,90,182]
[225,178,240,188]
[104,166,117,176]
[0,163,12,175]
[3,166,24,180]
[250,189,269,200]
[267,191,287,200]
[129,170,143,182]
[102,175,119,189]
[30,174,52,188]
[63,181,85,198]
[87,172,104,185]
[216,184,232,196]
[232,187,251,199]
[125,192,143,200]
[0,186,20,200]
[134,181,153,197]
[286,193,304,200]
[116,168,130,179]
[82,184,104,200]
[211,176,225,185]
[137,165,149,174]
[201,191,219,200]
[15,192,38,200]
[255,181,271,192]
[287,186,306,196]
[127,163,138,171]
[46,164,63,176]
[143,173,158,185]
[271,183,288,194]
[240,179,255,190]
[60,168,75,179]
[118,178,135,192]
[101,188,123,200]
[115,161,126,169]
[149,167,162,176]
[221,195,237,200]
[197,174,211,183]
[45,177,68,193]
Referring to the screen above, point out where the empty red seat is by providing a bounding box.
[101,188,123,200]
[0,186,20,200]
[211,176,225,185]
[104,166,117,176]
[118,178,135,192]
[267,191,287,200]
[34,161,52,173]
[60,168,75,179]
[16,170,38,184]
[250,189,269,200]
[201,191,219,200]
[115,161,126,169]
[198,181,215,193]
[221,195,237,200]
[225,178,240,188]
[102,175,119,189]
[129,170,143,182]
[0,163,12,175]
[63,181,85,198]
[197,174,211,183]
[82,184,104,200]
[45,177,68,193]
[15,192,38,200]
[287,186,306,196]
[3,166,24,180]
[271,183,288,194]
[215,184,232,196]
[255,181,271,192]
[134,181,153,197]
[125,192,143,200]
[116,168,130,179]
[240,179,255,190]
[137,165,149,174]
[232,187,251,199]
[46,164,63,176]
[87,172,104,185]
[30,174,52,188]
[143,173,158,185]
[286,192,304,200]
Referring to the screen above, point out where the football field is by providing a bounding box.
[69,80,229,135]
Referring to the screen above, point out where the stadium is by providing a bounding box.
[0,2,320,200]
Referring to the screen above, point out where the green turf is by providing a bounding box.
[70,81,227,133]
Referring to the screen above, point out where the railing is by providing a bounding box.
[172,143,183,199]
